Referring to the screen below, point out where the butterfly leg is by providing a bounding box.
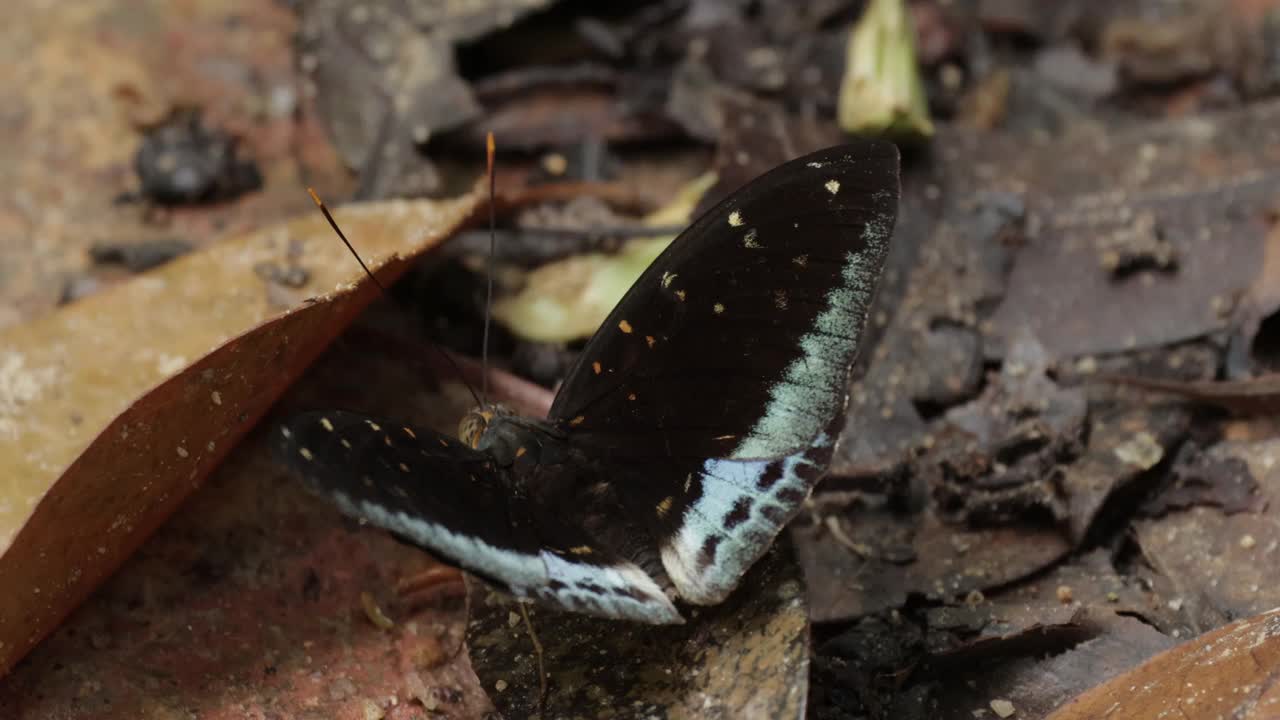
[397,564,468,605]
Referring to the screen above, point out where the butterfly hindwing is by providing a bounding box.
[548,142,901,604]
[276,411,680,623]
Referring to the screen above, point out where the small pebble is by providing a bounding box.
[1056,585,1073,604]
[1240,534,1257,549]
[990,698,1016,717]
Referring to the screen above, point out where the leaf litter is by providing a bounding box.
[0,189,481,676]
[8,0,1280,717]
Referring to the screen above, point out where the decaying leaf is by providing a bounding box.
[0,189,481,676]
[0,0,350,326]
[1056,403,1190,544]
[989,102,1280,359]
[795,503,1072,623]
[1046,606,1280,720]
[1139,440,1263,517]
[1133,437,1280,631]
[491,171,717,342]
[467,541,810,719]
[0,333,545,718]
[929,610,1177,720]
[800,396,1186,623]
[297,0,554,198]
[839,0,935,139]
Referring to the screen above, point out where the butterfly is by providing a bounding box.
[276,141,900,624]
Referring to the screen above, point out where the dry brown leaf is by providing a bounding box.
[0,331,552,718]
[1133,437,1280,632]
[0,189,481,676]
[1046,606,1280,720]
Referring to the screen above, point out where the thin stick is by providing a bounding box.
[482,132,497,407]
[518,601,548,714]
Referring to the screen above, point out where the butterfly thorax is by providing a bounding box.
[459,404,568,468]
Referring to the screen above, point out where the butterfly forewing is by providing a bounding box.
[549,142,899,459]
[548,142,900,603]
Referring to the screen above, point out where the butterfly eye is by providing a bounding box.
[458,411,489,449]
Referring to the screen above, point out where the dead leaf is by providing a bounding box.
[989,101,1280,359]
[0,189,481,676]
[927,332,1088,527]
[0,333,536,718]
[796,501,1072,623]
[927,549,1178,653]
[1133,437,1280,632]
[297,0,555,198]
[462,86,671,151]
[1046,606,1280,720]
[928,610,1177,720]
[1139,441,1263,517]
[490,172,717,342]
[800,398,1186,623]
[0,0,350,326]
[466,541,810,719]
[1057,403,1190,544]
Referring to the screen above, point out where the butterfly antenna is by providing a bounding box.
[481,132,497,407]
[306,188,483,409]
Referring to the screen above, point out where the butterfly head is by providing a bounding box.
[458,403,516,450]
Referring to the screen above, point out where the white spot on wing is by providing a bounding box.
[326,491,681,624]
[534,552,682,624]
[330,490,546,588]
[728,210,743,227]
[661,444,824,604]
[825,179,840,195]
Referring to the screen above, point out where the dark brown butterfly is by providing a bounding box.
[277,141,900,623]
